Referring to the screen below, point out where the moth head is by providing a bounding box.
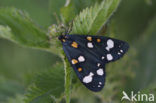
[58,35,68,42]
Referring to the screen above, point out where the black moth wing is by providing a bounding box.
[60,34,129,92]
[68,35,129,63]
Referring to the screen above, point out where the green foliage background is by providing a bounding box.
[0,0,156,103]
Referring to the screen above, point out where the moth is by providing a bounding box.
[59,34,129,92]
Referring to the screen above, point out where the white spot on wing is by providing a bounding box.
[87,42,93,48]
[78,56,85,62]
[106,39,114,51]
[83,72,94,83]
[107,54,113,61]
[99,82,102,85]
[120,50,123,53]
[101,56,105,60]
[118,52,121,55]
[97,68,104,76]
[97,63,101,67]
[98,85,101,87]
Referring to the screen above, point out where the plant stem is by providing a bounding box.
[62,52,72,103]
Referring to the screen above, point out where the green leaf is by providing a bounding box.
[6,94,25,103]
[60,0,103,24]
[70,0,121,35]
[25,85,54,103]
[25,64,65,103]
[0,8,50,49]
[0,0,52,27]
[0,25,12,40]
[0,76,24,102]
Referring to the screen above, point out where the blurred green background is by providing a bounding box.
[0,0,156,103]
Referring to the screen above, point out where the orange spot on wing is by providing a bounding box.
[71,41,78,48]
[87,36,92,41]
[71,59,78,64]
[62,39,66,42]
[97,39,101,43]
[78,67,82,72]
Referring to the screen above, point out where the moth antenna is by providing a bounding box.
[53,13,61,25]
[66,20,73,34]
